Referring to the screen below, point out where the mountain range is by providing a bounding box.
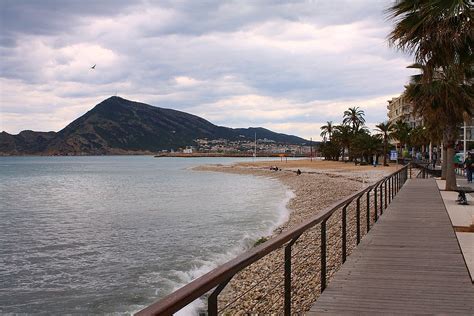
[0,96,307,155]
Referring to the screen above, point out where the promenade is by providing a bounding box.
[309,178,474,314]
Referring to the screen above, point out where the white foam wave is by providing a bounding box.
[170,186,295,315]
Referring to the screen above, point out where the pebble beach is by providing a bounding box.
[195,159,398,314]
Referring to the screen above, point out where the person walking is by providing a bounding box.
[464,152,473,183]
[432,151,438,169]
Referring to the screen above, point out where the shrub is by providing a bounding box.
[253,236,269,247]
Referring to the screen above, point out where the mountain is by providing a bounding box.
[0,130,56,155]
[0,96,308,155]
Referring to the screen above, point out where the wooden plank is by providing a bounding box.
[310,178,474,314]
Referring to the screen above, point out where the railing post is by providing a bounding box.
[393,174,396,195]
[384,180,387,209]
[392,176,395,199]
[388,177,391,204]
[374,184,378,222]
[366,189,371,232]
[320,219,327,292]
[208,278,232,316]
[397,172,400,191]
[356,195,361,245]
[342,205,347,263]
[284,237,299,316]
[379,183,383,215]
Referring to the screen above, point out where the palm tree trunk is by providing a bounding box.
[441,146,447,179]
[444,126,458,190]
[445,147,457,190]
[383,139,388,166]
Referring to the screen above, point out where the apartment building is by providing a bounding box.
[387,95,423,128]
[387,95,474,152]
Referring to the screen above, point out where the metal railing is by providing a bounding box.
[136,165,410,316]
[412,162,442,178]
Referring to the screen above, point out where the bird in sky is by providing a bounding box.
[91,64,96,69]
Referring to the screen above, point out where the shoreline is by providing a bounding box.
[194,159,398,313]
[194,160,396,234]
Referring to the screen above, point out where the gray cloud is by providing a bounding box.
[0,0,134,35]
[0,0,412,139]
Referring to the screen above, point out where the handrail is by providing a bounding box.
[136,165,409,316]
[412,161,441,178]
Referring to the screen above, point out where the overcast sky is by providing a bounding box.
[0,0,414,140]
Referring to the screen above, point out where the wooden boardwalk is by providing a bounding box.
[309,178,474,315]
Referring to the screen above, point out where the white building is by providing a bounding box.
[387,95,423,128]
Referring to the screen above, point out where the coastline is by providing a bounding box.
[194,160,396,233]
[194,159,398,313]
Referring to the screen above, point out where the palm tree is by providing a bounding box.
[388,0,472,71]
[320,121,334,142]
[332,125,353,161]
[387,0,474,190]
[392,120,411,154]
[352,131,383,165]
[375,121,394,166]
[343,107,366,133]
[404,64,473,189]
[409,125,428,154]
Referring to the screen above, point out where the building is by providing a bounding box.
[183,147,193,154]
[387,94,474,158]
[459,117,474,152]
[387,95,423,128]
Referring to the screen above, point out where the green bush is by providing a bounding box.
[253,236,269,247]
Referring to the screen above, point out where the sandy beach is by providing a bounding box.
[195,159,399,314]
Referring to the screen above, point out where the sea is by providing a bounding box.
[0,156,294,315]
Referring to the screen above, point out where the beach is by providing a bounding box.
[195,159,398,314]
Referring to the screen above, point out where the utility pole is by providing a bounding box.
[310,137,313,162]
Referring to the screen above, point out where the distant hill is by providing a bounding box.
[0,96,308,155]
[0,130,56,155]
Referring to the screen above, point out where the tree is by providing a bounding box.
[388,0,472,72]
[404,63,473,188]
[375,121,394,166]
[319,141,341,161]
[332,125,353,161]
[352,131,382,165]
[409,125,428,153]
[320,121,334,142]
[387,0,474,190]
[392,120,411,154]
[343,107,366,133]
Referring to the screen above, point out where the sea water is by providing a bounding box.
[0,156,292,315]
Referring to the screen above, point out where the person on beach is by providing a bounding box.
[296,169,301,175]
[464,152,473,183]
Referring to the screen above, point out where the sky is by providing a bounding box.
[0,0,414,140]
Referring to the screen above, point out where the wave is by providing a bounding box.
[157,187,295,316]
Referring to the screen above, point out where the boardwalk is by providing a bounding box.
[309,178,474,315]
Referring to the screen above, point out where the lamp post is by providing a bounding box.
[463,122,467,160]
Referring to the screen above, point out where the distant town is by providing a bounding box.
[157,137,316,157]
